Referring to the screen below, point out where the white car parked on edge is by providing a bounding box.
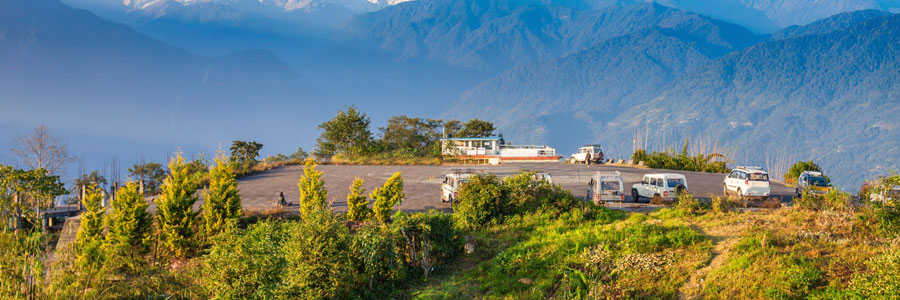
[569,144,604,164]
[723,166,771,200]
[631,173,688,203]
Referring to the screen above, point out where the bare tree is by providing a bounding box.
[11,124,75,175]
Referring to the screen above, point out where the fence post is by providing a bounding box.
[80,184,86,211]
[13,191,20,231]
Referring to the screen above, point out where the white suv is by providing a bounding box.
[723,166,770,200]
[569,145,604,164]
[632,173,688,203]
[441,172,473,203]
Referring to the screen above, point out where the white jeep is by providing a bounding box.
[723,166,771,200]
[441,172,473,203]
[631,173,688,203]
[569,145,604,164]
[587,171,625,204]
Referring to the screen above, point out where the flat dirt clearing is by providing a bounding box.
[236,163,794,213]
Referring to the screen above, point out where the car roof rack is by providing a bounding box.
[802,171,823,176]
[736,166,764,170]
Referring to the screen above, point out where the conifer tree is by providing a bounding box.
[104,181,152,266]
[76,184,106,253]
[154,153,200,258]
[203,153,242,238]
[73,183,107,295]
[371,172,404,224]
[298,159,328,219]
[346,177,371,221]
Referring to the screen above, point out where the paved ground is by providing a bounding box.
[236,163,795,213]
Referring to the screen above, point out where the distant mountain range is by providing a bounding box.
[0,0,329,158]
[449,9,900,189]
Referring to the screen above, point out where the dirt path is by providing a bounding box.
[678,218,749,299]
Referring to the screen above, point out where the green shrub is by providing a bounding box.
[0,231,45,299]
[785,161,823,184]
[765,256,823,299]
[282,208,354,299]
[868,202,900,237]
[392,211,462,278]
[849,250,900,297]
[201,221,289,299]
[630,140,729,173]
[350,224,406,298]
[796,189,852,212]
[502,171,539,214]
[673,193,702,215]
[453,174,504,231]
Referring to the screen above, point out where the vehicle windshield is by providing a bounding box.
[601,181,620,191]
[808,177,829,187]
[667,178,684,188]
[749,173,769,181]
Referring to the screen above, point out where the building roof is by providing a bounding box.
[440,136,503,141]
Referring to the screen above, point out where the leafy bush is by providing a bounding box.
[711,196,742,214]
[454,172,581,231]
[630,140,729,173]
[0,231,46,299]
[765,256,823,299]
[849,250,900,297]
[795,189,852,211]
[282,208,354,299]
[453,174,505,231]
[201,221,289,299]
[867,202,900,237]
[785,161,822,185]
[392,211,462,278]
[673,193,703,215]
[350,224,406,298]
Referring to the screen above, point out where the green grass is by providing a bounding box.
[409,208,713,299]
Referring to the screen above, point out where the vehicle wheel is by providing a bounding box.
[632,189,640,202]
[651,194,663,205]
[737,188,747,207]
[675,184,687,196]
[723,184,729,196]
[570,158,577,164]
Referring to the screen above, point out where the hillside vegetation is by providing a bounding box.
[4,160,900,299]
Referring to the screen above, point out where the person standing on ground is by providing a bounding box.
[586,151,592,166]
[278,191,286,206]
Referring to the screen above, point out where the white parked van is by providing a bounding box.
[724,166,770,200]
[632,173,688,203]
[587,171,625,204]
